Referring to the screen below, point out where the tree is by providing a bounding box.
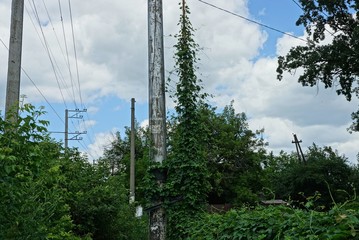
[276,0,359,132]
[60,150,148,240]
[202,102,267,205]
[102,125,151,204]
[269,144,357,209]
[0,105,148,239]
[0,104,77,239]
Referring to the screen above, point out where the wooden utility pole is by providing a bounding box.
[130,98,136,203]
[5,0,25,122]
[148,0,167,239]
[292,134,306,163]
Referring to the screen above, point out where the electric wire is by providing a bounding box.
[196,0,359,77]
[41,0,76,107]
[53,1,96,154]
[27,0,69,109]
[62,0,98,156]
[26,1,78,109]
[68,0,84,109]
[77,139,96,160]
[290,0,336,37]
[41,4,92,146]
[58,0,78,110]
[197,0,308,43]
[26,0,81,144]
[1,3,101,160]
[27,1,82,139]
[0,37,65,124]
[68,0,98,156]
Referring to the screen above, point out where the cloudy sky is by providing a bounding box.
[0,0,358,163]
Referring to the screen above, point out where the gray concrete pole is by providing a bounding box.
[148,0,167,164]
[130,98,136,203]
[148,0,167,239]
[5,0,24,121]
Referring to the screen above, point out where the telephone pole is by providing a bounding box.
[130,98,136,203]
[148,0,167,239]
[292,133,306,163]
[64,109,87,149]
[5,0,25,122]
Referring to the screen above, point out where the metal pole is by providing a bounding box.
[148,0,167,239]
[65,109,68,149]
[5,0,25,122]
[130,98,136,203]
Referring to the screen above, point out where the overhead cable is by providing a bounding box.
[197,0,308,43]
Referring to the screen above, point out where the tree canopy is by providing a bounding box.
[277,0,359,132]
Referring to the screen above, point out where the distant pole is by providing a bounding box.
[130,98,136,203]
[65,109,69,148]
[65,109,87,149]
[148,0,167,238]
[5,0,25,121]
[292,134,306,163]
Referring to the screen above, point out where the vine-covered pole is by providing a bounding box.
[148,0,167,239]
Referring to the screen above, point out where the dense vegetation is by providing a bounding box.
[182,203,359,239]
[2,103,359,239]
[2,1,359,239]
[0,105,147,239]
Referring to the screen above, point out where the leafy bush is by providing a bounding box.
[0,105,77,239]
[184,202,359,239]
[0,105,148,239]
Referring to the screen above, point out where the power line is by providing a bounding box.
[27,0,69,109]
[0,37,65,124]
[33,0,93,152]
[58,0,78,110]
[68,0,84,109]
[290,0,336,37]
[1,2,99,159]
[197,0,308,43]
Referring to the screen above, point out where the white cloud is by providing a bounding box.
[140,119,149,129]
[0,0,358,163]
[78,119,96,132]
[87,129,117,161]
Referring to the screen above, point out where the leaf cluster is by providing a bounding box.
[276,0,359,131]
[184,202,359,239]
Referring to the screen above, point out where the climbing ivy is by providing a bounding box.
[164,1,211,238]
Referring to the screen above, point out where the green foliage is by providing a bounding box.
[164,1,211,238]
[276,0,359,131]
[0,104,77,239]
[60,152,148,239]
[102,125,151,204]
[264,144,358,209]
[203,102,267,206]
[185,201,359,239]
[0,105,148,239]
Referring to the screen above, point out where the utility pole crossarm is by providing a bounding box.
[65,109,87,148]
[292,133,306,163]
